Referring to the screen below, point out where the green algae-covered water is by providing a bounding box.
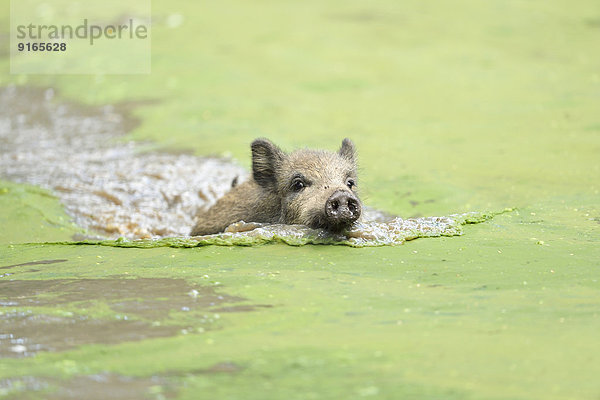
[1,1,600,399]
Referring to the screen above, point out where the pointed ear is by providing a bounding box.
[251,138,285,189]
[338,138,356,164]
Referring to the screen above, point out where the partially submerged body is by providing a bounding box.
[191,139,362,236]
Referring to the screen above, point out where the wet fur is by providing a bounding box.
[191,139,360,236]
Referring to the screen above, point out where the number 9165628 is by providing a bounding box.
[17,42,67,52]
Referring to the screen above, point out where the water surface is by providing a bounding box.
[0,1,599,399]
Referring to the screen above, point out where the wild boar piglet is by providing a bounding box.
[190,138,362,236]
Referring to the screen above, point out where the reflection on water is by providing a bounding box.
[0,86,503,245]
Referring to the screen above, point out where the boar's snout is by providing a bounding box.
[325,190,361,231]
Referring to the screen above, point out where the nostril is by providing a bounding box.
[331,200,339,211]
[348,199,357,214]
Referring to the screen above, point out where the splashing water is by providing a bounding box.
[0,86,246,238]
[0,86,508,247]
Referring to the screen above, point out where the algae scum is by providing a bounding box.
[0,84,507,397]
[0,86,498,247]
[1,1,600,398]
[0,85,508,398]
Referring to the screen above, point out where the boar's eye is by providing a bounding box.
[291,178,305,192]
[346,179,356,189]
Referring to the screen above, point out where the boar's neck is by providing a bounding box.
[239,180,281,223]
[191,180,281,235]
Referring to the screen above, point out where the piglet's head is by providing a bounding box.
[251,138,362,233]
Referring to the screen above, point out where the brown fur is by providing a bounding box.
[190,138,361,236]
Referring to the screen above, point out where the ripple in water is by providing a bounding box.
[0,86,505,246]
